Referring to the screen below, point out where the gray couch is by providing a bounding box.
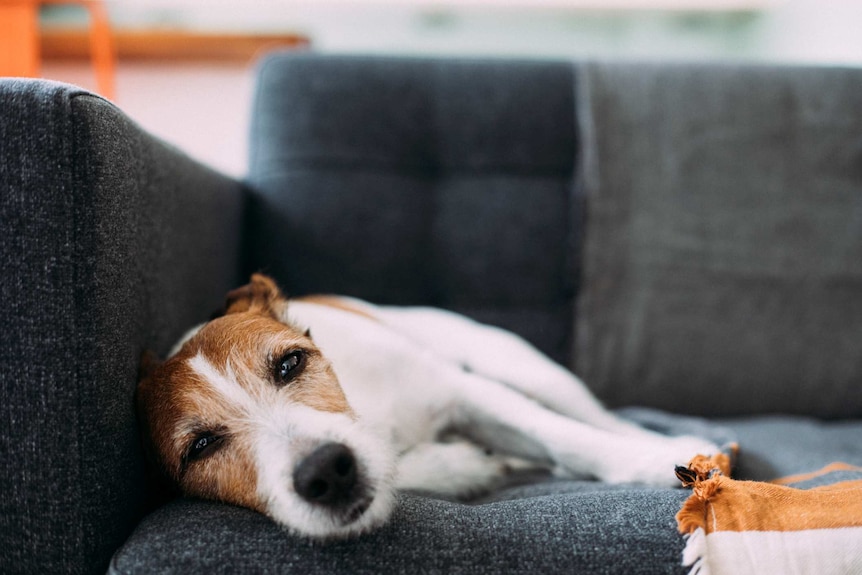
[1,53,860,575]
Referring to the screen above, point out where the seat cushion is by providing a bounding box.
[623,408,862,480]
[110,486,691,575]
[110,414,862,574]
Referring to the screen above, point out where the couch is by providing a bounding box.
[2,53,861,575]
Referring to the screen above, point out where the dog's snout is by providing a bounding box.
[293,443,358,507]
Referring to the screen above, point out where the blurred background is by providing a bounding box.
[5,0,862,177]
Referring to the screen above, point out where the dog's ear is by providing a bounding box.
[224,273,287,317]
[135,351,181,511]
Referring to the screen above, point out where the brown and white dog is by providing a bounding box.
[137,274,718,538]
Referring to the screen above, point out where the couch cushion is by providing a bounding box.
[576,62,862,417]
[246,54,581,364]
[622,408,862,480]
[110,487,691,575]
[719,416,862,480]
[110,413,862,574]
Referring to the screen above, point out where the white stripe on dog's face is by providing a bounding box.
[138,311,396,538]
[187,352,258,415]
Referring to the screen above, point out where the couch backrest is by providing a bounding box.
[246,54,583,365]
[0,80,244,574]
[247,55,862,419]
[575,62,862,418]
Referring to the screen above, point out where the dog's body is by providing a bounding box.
[138,275,718,538]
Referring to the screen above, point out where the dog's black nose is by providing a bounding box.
[293,443,358,507]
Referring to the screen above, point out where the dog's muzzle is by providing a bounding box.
[293,442,371,522]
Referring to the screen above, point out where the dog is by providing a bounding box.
[137,274,719,539]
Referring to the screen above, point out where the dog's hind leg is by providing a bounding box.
[447,372,718,488]
[376,306,637,435]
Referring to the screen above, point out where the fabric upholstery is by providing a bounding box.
[106,412,862,575]
[621,408,862,480]
[0,79,245,575]
[575,62,862,418]
[109,489,690,575]
[246,54,582,365]
[109,408,732,575]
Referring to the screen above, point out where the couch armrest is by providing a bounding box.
[0,79,245,574]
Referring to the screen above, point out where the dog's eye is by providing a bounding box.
[187,433,222,462]
[275,350,305,384]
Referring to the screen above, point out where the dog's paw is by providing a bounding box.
[595,435,722,488]
[396,441,522,499]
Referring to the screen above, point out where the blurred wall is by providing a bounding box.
[40,0,862,177]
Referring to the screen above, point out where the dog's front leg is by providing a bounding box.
[395,441,538,499]
[451,374,719,488]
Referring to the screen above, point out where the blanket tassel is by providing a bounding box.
[682,528,710,575]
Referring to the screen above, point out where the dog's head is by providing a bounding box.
[137,274,395,538]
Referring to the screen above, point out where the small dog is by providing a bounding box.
[137,274,718,538]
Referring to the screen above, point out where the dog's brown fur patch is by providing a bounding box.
[137,275,353,511]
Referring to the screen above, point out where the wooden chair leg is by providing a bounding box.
[84,1,116,100]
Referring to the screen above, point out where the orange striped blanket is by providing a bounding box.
[675,453,862,575]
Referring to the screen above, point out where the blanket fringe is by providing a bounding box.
[682,528,710,575]
[675,450,736,534]
[676,451,734,573]
[675,475,724,534]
